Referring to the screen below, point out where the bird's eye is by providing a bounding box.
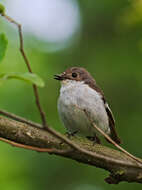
[72,72,77,78]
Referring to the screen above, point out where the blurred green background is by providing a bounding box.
[0,0,142,189]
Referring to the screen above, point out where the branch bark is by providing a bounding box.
[0,116,142,184]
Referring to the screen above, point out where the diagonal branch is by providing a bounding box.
[83,109,142,165]
[0,115,142,184]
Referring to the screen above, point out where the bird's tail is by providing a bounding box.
[105,133,122,145]
[111,134,122,144]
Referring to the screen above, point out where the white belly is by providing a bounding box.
[58,80,110,137]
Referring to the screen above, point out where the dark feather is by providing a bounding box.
[104,101,121,144]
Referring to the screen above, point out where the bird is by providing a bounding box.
[54,67,121,144]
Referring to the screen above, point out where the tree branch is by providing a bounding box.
[0,115,142,184]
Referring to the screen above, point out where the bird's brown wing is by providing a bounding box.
[84,79,121,144]
[91,85,121,144]
[104,102,121,144]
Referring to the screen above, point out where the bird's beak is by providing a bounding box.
[54,74,64,81]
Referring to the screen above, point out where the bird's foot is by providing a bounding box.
[65,130,79,139]
[86,135,101,144]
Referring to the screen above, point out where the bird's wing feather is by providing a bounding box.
[104,102,121,144]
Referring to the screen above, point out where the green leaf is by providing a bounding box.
[0,33,8,62]
[0,4,5,15]
[0,72,45,87]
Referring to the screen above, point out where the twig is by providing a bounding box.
[0,137,53,152]
[0,137,69,154]
[2,14,47,128]
[84,109,142,166]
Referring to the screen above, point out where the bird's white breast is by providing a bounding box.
[58,80,110,137]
